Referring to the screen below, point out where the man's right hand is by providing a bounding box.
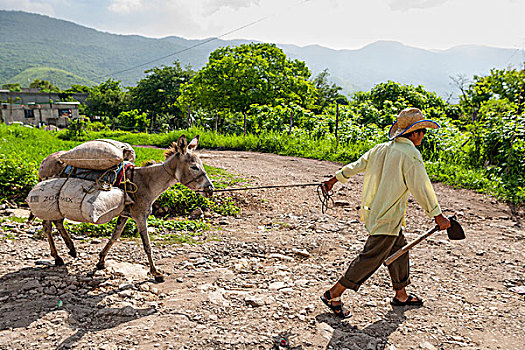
[434,213,451,230]
[321,177,337,194]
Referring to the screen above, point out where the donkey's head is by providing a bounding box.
[164,135,214,197]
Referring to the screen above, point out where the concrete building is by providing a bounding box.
[0,89,87,128]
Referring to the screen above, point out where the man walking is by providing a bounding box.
[320,107,451,318]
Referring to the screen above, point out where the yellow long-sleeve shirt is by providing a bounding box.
[336,137,441,236]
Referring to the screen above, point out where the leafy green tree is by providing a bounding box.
[460,67,525,119]
[2,83,21,92]
[63,84,90,94]
[29,79,60,92]
[247,103,316,134]
[458,66,525,178]
[130,61,194,130]
[85,79,129,120]
[64,116,89,140]
[180,43,315,132]
[116,109,150,132]
[311,69,344,113]
[351,81,452,127]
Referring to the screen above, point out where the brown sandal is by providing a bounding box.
[391,294,424,306]
[320,290,351,318]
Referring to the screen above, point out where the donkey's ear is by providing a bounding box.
[188,135,200,151]
[177,134,188,154]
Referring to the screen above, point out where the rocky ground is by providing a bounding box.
[0,149,524,350]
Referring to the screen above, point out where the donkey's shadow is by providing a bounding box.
[0,265,156,349]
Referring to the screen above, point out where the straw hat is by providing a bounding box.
[388,108,440,140]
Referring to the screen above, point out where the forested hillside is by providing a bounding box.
[0,11,220,87]
[1,10,522,95]
[7,67,95,89]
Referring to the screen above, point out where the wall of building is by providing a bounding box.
[0,103,79,128]
[0,89,84,128]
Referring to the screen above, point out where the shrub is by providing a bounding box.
[155,183,240,217]
[0,154,38,204]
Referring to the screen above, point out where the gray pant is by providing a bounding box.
[339,231,410,291]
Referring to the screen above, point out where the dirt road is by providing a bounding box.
[0,150,524,350]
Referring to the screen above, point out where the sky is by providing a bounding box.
[1,0,524,51]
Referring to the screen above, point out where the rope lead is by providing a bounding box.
[204,182,334,213]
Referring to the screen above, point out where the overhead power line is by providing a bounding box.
[98,0,313,80]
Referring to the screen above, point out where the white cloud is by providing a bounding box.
[387,0,450,11]
[2,0,524,50]
[0,0,56,15]
[203,0,261,15]
[108,0,144,14]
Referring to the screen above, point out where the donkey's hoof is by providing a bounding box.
[55,257,65,266]
[69,249,77,258]
[154,275,165,283]
[96,262,105,270]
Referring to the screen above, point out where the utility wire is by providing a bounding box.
[98,0,313,80]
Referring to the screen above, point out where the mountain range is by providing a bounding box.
[1,10,523,97]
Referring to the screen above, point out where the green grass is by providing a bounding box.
[56,126,376,164]
[0,216,27,224]
[63,216,210,239]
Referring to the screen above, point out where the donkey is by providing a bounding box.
[40,135,214,282]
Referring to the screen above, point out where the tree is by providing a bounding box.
[85,79,129,120]
[351,81,452,127]
[461,67,525,116]
[130,61,194,130]
[311,69,343,113]
[457,66,525,177]
[180,43,315,132]
[2,83,21,92]
[116,109,150,132]
[63,84,90,94]
[29,79,60,93]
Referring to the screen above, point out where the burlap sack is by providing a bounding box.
[58,139,135,170]
[27,178,125,224]
[96,139,136,163]
[26,178,67,220]
[38,151,67,180]
[58,179,125,224]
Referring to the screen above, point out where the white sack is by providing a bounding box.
[27,178,125,224]
[26,178,67,221]
[58,179,125,224]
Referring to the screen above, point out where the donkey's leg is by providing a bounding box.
[96,216,129,270]
[44,220,64,266]
[136,216,164,282]
[54,219,77,258]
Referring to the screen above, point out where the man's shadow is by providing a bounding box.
[316,305,419,349]
[0,265,156,349]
